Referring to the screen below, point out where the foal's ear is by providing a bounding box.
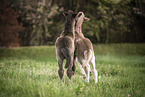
[84,17,90,22]
[75,12,83,20]
[77,13,82,17]
[63,12,68,18]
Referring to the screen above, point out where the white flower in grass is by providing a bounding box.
[98,76,101,79]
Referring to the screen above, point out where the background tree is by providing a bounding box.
[13,0,58,46]
[1,0,145,47]
[129,0,145,43]
[0,0,24,48]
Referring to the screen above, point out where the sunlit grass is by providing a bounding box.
[0,44,145,97]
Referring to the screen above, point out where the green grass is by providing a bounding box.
[0,44,145,97]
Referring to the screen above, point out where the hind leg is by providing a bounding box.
[81,60,90,83]
[76,58,86,78]
[56,50,64,80]
[57,58,64,80]
[72,52,77,74]
[67,56,74,82]
[72,58,76,74]
[90,55,98,84]
[83,63,90,83]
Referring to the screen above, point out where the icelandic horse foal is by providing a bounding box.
[55,10,77,82]
[75,12,98,83]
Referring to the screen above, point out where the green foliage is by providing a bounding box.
[19,0,57,45]
[83,0,133,43]
[2,0,145,46]
[0,0,24,47]
[0,44,145,97]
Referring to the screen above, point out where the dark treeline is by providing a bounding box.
[0,0,145,47]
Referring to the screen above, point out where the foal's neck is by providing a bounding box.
[76,16,85,39]
[61,19,75,39]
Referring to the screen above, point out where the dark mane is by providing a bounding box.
[60,11,76,39]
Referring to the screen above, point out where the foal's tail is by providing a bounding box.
[84,49,92,61]
[83,49,93,68]
[61,48,71,69]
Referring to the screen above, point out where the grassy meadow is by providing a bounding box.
[0,43,145,97]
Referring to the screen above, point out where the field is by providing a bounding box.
[0,44,145,97]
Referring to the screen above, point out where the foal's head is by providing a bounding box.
[76,12,90,25]
[63,10,77,23]
[75,12,90,38]
[63,10,77,32]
